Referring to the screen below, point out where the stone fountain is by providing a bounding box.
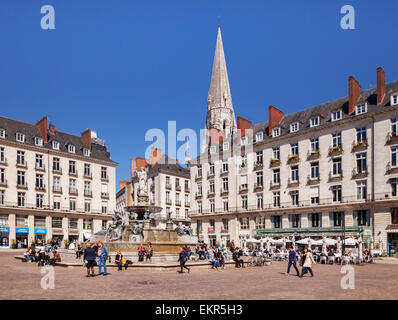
[93,168,198,262]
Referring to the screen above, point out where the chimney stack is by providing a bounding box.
[148,148,162,167]
[49,123,56,134]
[237,116,253,138]
[81,129,92,150]
[377,67,386,105]
[268,105,284,136]
[36,117,48,143]
[348,76,361,114]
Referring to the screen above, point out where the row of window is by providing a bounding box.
[0,190,108,213]
[0,130,91,157]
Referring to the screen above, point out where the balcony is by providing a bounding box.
[239,164,248,173]
[69,188,78,196]
[68,170,78,177]
[307,150,320,161]
[35,184,46,192]
[101,192,109,199]
[328,172,343,182]
[328,145,343,157]
[386,162,398,174]
[220,187,229,196]
[0,157,7,166]
[352,168,369,179]
[35,164,46,172]
[165,199,172,205]
[175,185,181,191]
[52,186,62,194]
[83,172,92,179]
[52,167,62,175]
[219,169,229,177]
[185,201,190,207]
[269,180,280,190]
[207,171,215,179]
[253,183,264,192]
[17,182,28,189]
[208,226,215,234]
[253,161,264,171]
[287,178,300,188]
[175,200,181,206]
[352,139,368,152]
[207,190,216,198]
[386,131,398,145]
[269,158,281,168]
[16,161,27,169]
[0,179,7,187]
[165,183,172,190]
[239,184,248,193]
[287,154,300,164]
[101,175,109,182]
[195,192,203,200]
[84,190,93,197]
[307,175,320,185]
[195,174,203,181]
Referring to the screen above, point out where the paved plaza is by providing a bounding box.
[1,250,397,300]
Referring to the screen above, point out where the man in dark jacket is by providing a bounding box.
[233,248,244,268]
[177,247,190,273]
[285,246,300,276]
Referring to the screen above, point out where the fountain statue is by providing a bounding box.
[98,167,198,262]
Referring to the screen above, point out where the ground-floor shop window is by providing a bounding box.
[0,233,9,247]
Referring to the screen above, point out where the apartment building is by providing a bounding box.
[116,148,191,229]
[0,116,117,248]
[188,27,398,255]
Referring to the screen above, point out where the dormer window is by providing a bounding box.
[272,127,280,138]
[52,141,59,150]
[290,123,299,133]
[255,132,263,142]
[391,93,398,106]
[332,110,342,122]
[35,137,43,146]
[241,136,248,146]
[83,148,90,157]
[0,129,5,139]
[68,144,75,154]
[356,103,367,115]
[16,132,25,143]
[310,116,319,128]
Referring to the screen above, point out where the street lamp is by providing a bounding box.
[342,213,346,254]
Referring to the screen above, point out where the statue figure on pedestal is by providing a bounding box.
[106,211,126,241]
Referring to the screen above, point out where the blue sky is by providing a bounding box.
[1,0,397,188]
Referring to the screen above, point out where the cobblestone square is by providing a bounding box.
[1,250,397,300]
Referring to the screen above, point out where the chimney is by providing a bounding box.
[131,158,136,179]
[268,105,284,136]
[148,148,162,167]
[349,76,361,114]
[119,180,128,191]
[237,116,253,138]
[36,117,48,143]
[136,157,147,170]
[49,123,56,134]
[126,182,133,207]
[377,67,386,105]
[81,129,92,150]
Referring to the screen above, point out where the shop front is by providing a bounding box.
[15,227,29,248]
[51,228,64,247]
[388,233,398,257]
[68,229,79,245]
[0,226,10,248]
[34,228,47,246]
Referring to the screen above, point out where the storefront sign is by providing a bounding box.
[0,226,10,233]
[69,229,79,235]
[15,227,29,233]
[52,228,63,235]
[34,228,47,234]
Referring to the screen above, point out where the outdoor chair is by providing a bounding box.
[320,256,327,264]
[327,256,335,264]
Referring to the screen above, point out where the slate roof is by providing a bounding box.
[0,116,115,163]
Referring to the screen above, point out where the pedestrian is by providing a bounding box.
[83,243,96,277]
[285,246,300,276]
[137,243,146,262]
[96,241,110,276]
[177,247,190,273]
[75,244,83,259]
[145,242,153,263]
[233,247,244,268]
[299,248,316,278]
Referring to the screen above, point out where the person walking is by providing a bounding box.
[285,246,300,276]
[177,247,190,273]
[83,243,96,277]
[299,248,316,278]
[97,241,109,276]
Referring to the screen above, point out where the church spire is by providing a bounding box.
[205,27,236,135]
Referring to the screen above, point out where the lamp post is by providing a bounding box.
[342,213,346,254]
